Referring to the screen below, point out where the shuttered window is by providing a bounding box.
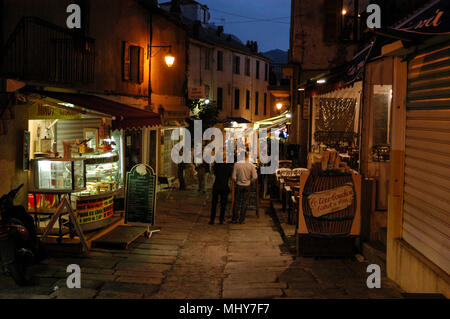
[123,42,144,84]
[402,44,450,274]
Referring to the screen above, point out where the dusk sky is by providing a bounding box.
[161,0,291,52]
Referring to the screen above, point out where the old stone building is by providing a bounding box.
[161,0,273,125]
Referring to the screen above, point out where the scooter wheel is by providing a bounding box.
[7,262,29,286]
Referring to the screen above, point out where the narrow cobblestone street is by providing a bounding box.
[0,188,403,299]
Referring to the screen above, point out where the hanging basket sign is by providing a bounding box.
[307,184,354,218]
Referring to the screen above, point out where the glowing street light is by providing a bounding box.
[276,103,283,111]
[317,79,326,84]
[165,54,175,67]
[151,45,176,67]
[342,8,347,15]
[204,98,210,105]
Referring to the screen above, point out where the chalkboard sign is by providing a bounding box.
[247,181,259,212]
[125,164,157,225]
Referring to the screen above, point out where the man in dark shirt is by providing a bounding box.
[178,150,186,190]
[209,154,233,225]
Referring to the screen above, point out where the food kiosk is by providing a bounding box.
[24,90,161,250]
[29,116,125,234]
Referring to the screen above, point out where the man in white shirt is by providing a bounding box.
[231,152,258,224]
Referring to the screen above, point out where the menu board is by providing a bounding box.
[125,164,156,225]
[247,180,259,212]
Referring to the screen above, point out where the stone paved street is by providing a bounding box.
[0,188,403,299]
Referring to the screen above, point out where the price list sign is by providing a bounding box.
[125,164,156,225]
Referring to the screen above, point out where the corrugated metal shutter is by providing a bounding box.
[403,43,450,274]
[55,118,102,154]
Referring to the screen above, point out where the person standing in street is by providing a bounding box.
[231,151,258,224]
[209,153,233,225]
[196,161,209,193]
[178,150,186,190]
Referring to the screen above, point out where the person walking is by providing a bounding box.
[231,151,258,224]
[209,153,233,225]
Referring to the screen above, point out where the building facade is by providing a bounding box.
[288,0,449,297]
[162,0,273,125]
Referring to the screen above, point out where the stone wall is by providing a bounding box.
[0,103,29,206]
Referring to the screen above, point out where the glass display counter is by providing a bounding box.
[32,158,86,192]
[72,151,123,232]
[74,151,122,197]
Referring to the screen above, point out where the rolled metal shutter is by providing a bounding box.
[55,118,102,154]
[403,43,450,274]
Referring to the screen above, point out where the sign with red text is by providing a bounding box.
[29,103,81,120]
[307,184,354,218]
[395,0,449,35]
[188,86,206,99]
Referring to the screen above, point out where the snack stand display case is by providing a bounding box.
[27,117,127,251]
[72,151,124,232]
[32,158,86,192]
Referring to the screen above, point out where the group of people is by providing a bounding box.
[177,150,258,225]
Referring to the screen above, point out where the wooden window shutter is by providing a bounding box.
[139,46,145,84]
[123,41,131,81]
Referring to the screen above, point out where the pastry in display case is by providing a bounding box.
[75,152,122,197]
[32,159,86,192]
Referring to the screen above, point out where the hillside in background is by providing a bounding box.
[262,49,288,64]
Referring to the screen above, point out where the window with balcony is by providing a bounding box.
[255,92,259,115]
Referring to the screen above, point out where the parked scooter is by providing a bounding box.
[0,184,46,286]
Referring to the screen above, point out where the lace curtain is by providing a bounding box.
[316,98,356,133]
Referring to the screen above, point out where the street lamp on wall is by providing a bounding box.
[165,54,175,67]
[150,45,175,67]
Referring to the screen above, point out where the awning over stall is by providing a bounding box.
[33,91,161,130]
[255,111,291,131]
[223,117,251,124]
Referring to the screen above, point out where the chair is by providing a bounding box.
[292,168,309,177]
